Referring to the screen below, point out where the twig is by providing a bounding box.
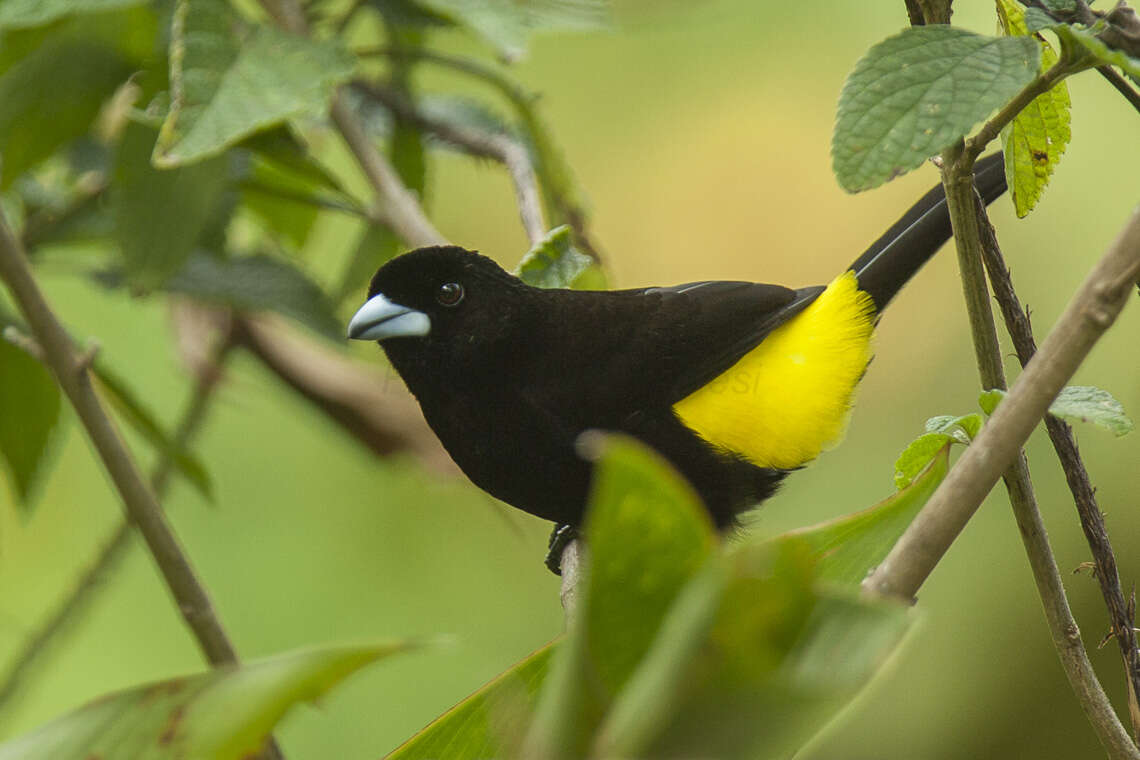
[864,200,1140,756]
[0,207,242,666]
[233,315,456,475]
[0,331,234,717]
[976,201,1140,740]
[353,81,547,244]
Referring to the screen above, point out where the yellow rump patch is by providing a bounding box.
[672,271,876,470]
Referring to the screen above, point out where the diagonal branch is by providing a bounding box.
[976,201,1140,740]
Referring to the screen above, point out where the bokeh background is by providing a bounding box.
[2,1,1139,757]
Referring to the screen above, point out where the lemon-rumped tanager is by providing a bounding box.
[348,153,1007,569]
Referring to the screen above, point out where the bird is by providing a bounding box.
[348,154,1007,570]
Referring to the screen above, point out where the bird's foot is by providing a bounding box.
[545,524,578,576]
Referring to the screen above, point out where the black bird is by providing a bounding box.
[348,154,1007,566]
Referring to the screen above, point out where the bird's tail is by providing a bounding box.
[849,153,1008,311]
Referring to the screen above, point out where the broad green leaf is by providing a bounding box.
[780,444,951,586]
[0,338,62,510]
[524,434,716,758]
[92,361,213,500]
[979,386,1133,435]
[608,540,911,760]
[333,224,400,307]
[111,123,229,288]
[0,37,130,189]
[386,644,555,760]
[1047,385,1134,436]
[0,0,142,29]
[833,26,1039,193]
[515,226,595,289]
[163,253,342,341]
[0,643,407,760]
[895,413,978,489]
[415,0,608,61]
[240,127,350,199]
[155,0,356,166]
[997,0,1072,217]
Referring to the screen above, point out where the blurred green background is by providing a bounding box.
[2,0,1139,757]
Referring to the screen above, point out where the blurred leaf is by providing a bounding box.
[0,338,62,511]
[524,434,716,758]
[0,0,143,29]
[386,643,555,760]
[0,643,408,760]
[414,0,608,61]
[979,386,1132,435]
[1047,385,1134,436]
[419,95,515,141]
[367,0,454,28]
[163,252,342,341]
[609,541,911,760]
[111,122,229,288]
[240,127,350,199]
[833,26,1039,193]
[1059,21,1140,81]
[92,361,213,500]
[997,0,1071,217]
[515,226,595,289]
[779,444,951,586]
[155,0,355,166]
[0,37,130,189]
[240,162,323,250]
[333,224,400,307]
[892,413,979,489]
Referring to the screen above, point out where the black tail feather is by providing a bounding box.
[850,152,1008,311]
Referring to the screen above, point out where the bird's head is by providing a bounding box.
[347,246,530,369]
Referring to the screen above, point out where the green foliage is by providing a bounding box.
[111,123,230,289]
[0,338,62,510]
[833,26,1039,192]
[160,253,343,341]
[155,0,356,167]
[982,386,1133,436]
[0,644,408,760]
[0,37,130,190]
[0,0,143,29]
[996,0,1072,217]
[515,226,596,289]
[893,414,980,489]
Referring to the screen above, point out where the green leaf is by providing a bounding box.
[897,412,979,489]
[163,253,343,341]
[333,224,400,307]
[386,643,555,760]
[414,0,608,61]
[997,0,1072,217]
[1048,385,1134,436]
[0,643,408,760]
[0,37,130,189]
[524,434,716,758]
[0,338,62,510]
[0,0,143,29]
[979,386,1133,435]
[155,0,356,167]
[92,361,214,501]
[606,540,911,760]
[779,444,951,586]
[833,26,1040,193]
[240,127,350,200]
[924,412,982,442]
[111,122,230,288]
[515,226,595,289]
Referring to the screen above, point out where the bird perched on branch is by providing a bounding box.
[348,154,1007,571]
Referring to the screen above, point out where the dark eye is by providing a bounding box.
[436,281,464,307]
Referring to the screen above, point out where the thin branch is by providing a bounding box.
[977,202,1140,740]
[0,331,234,716]
[964,60,1078,164]
[1098,65,1140,115]
[233,315,457,475]
[864,201,1140,756]
[353,80,546,245]
[0,208,242,667]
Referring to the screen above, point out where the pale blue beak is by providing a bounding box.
[347,294,431,341]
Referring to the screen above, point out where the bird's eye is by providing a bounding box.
[436,281,464,307]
